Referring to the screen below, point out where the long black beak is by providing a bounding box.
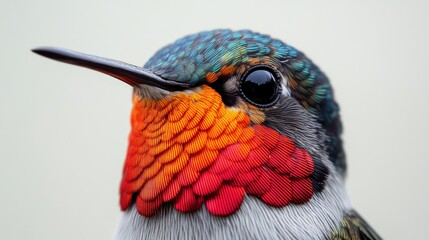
[32,47,189,91]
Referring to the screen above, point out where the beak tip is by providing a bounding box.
[32,47,44,53]
[31,47,42,55]
[32,47,55,59]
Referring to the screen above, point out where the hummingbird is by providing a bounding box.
[33,29,381,239]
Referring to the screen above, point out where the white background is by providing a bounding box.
[1,0,428,239]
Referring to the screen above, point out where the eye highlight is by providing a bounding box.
[239,66,282,107]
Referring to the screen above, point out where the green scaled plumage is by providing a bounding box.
[332,210,382,240]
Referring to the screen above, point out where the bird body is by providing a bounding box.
[33,29,381,239]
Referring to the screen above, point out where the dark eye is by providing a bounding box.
[239,66,281,107]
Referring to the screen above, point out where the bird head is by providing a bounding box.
[33,29,344,217]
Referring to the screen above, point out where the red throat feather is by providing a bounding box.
[120,86,319,217]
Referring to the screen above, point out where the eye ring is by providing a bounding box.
[239,65,282,107]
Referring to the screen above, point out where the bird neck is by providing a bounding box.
[115,164,351,240]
